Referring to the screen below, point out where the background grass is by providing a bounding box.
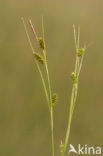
[0,0,103,155]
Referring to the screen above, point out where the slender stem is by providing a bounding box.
[46,63,54,156]
[44,47,55,156]
[63,26,82,156]
[42,17,54,156]
[22,17,50,110]
[45,63,52,101]
[63,57,79,155]
[42,16,45,42]
[50,107,54,156]
[36,62,50,109]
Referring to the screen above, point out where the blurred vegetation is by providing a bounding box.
[0,0,103,156]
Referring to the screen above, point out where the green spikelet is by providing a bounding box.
[77,48,85,57]
[33,53,45,64]
[71,72,77,83]
[38,37,45,50]
[52,93,57,107]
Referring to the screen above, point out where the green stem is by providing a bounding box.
[50,107,55,156]
[22,17,50,110]
[42,18,55,156]
[63,56,79,155]
[45,55,55,156]
[45,63,52,102]
[36,62,50,109]
[63,26,81,156]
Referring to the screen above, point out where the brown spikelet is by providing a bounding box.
[52,93,57,107]
[33,53,45,64]
[28,19,38,41]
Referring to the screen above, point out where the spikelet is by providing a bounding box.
[77,48,85,57]
[71,72,77,83]
[33,53,45,64]
[38,37,45,50]
[52,93,57,107]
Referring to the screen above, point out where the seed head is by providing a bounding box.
[38,37,45,50]
[33,53,45,64]
[71,72,77,83]
[77,48,85,57]
[52,93,57,107]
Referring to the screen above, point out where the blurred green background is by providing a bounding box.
[0,0,103,155]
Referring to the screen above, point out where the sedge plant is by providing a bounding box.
[22,18,86,156]
[22,17,56,156]
[60,25,86,156]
